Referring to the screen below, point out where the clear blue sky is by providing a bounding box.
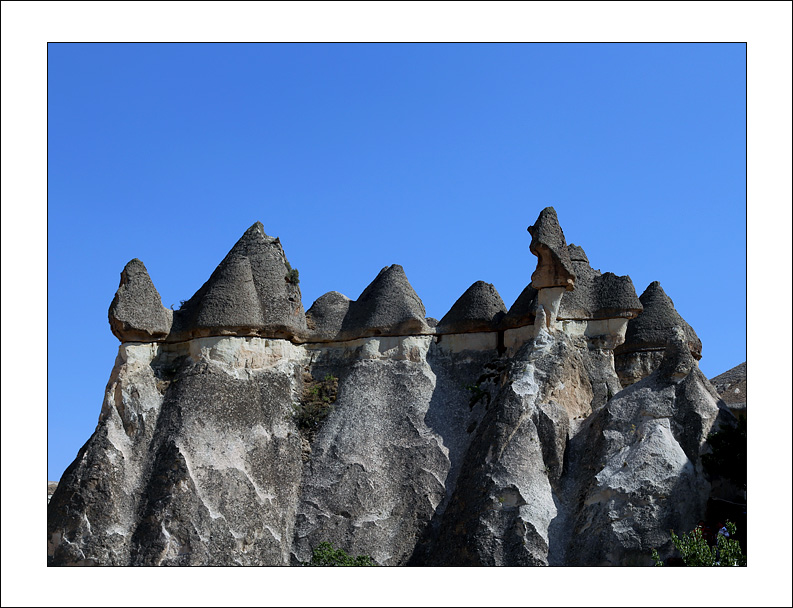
[47,42,746,481]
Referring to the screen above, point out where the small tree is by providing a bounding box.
[304,542,378,566]
[652,521,746,566]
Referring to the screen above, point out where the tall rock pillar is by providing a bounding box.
[528,207,575,331]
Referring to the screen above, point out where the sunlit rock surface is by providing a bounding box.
[49,208,731,566]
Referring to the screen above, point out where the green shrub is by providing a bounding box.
[304,542,378,566]
[293,373,338,432]
[652,521,746,566]
[286,267,300,285]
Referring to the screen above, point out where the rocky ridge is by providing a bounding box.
[48,208,739,566]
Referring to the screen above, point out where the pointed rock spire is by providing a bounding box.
[108,259,173,342]
[437,281,507,334]
[338,264,429,340]
[618,281,701,357]
[528,207,575,291]
[170,222,308,341]
[614,281,702,387]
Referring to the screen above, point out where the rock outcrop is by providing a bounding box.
[614,281,702,388]
[305,291,351,341]
[109,259,173,342]
[563,327,719,565]
[168,222,308,342]
[336,264,431,340]
[710,362,747,420]
[48,207,732,567]
[555,244,643,322]
[436,281,506,335]
[528,207,575,291]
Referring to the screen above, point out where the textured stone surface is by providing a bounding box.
[437,281,507,334]
[109,259,173,342]
[337,265,430,340]
[614,281,702,387]
[501,283,538,330]
[292,336,448,566]
[557,246,601,320]
[170,222,308,342]
[528,207,575,291]
[562,329,719,566]
[427,330,594,566]
[558,246,643,321]
[710,361,747,418]
[305,291,351,342]
[49,218,727,567]
[48,482,58,504]
[48,339,306,565]
[590,273,643,319]
[49,328,723,567]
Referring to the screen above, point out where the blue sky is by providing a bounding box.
[46,42,747,481]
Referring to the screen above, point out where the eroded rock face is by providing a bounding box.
[501,283,539,330]
[558,246,643,321]
[710,362,746,420]
[305,291,351,342]
[427,330,594,566]
[563,329,719,566]
[437,281,507,335]
[48,338,306,566]
[528,207,575,291]
[109,259,173,342]
[337,264,431,340]
[169,222,308,342]
[292,336,447,566]
[615,281,702,388]
[50,212,728,567]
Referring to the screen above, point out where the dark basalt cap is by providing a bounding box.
[567,244,589,264]
[558,245,601,320]
[557,245,642,321]
[437,281,507,335]
[170,222,308,341]
[109,259,173,342]
[305,291,351,342]
[591,273,643,319]
[528,207,576,291]
[338,264,430,340]
[615,281,702,359]
[500,283,539,330]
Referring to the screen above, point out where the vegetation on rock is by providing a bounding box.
[652,521,746,566]
[304,542,378,566]
[293,372,338,433]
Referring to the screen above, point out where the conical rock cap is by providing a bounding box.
[437,281,507,334]
[171,222,308,341]
[109,258,173,342]
[338,264,429,340]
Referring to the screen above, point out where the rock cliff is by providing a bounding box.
[48,209,737,566]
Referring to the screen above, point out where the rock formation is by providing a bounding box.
[108,259,173,342]
[436,281,506,335]
[614,281,702,388]
[48,207,734,567]
[710,362,747,420]
[168,222,308,342]
[527,207,576,332]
